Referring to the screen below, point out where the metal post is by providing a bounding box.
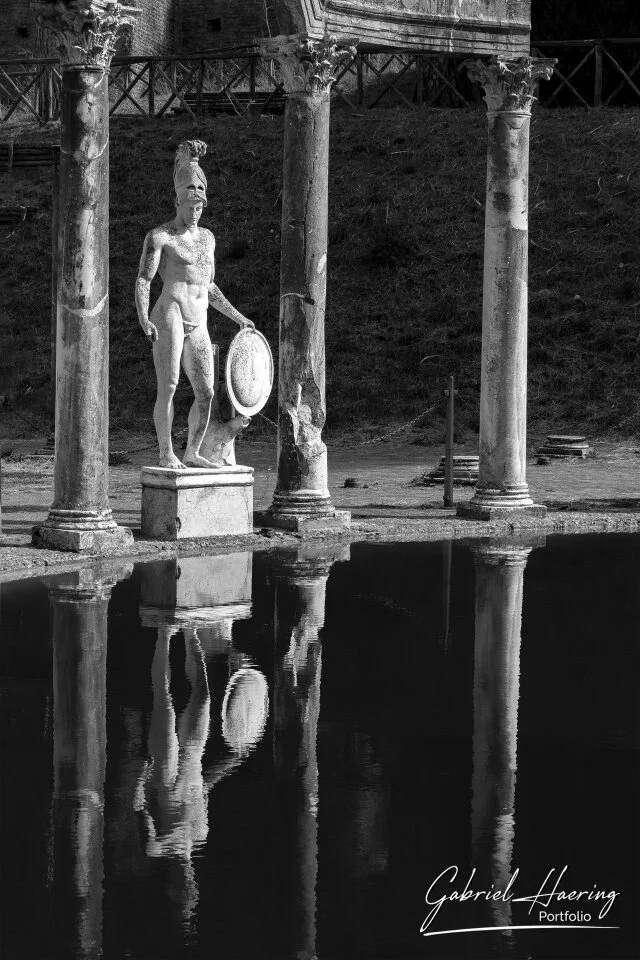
[416,54,424,106]
[443,375,455,508]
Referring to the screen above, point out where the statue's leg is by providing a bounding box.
[152,303,186,470]
[182,325,216,468]
[148,625,180,789]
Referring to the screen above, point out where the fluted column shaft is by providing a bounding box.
[459,58,554,520]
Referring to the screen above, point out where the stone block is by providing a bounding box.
[456,501,547,521]
[32,523,133,554]
[254,508,351,536]
[141,466,253,540]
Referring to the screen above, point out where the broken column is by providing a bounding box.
[458,58,555,521]
[271,544,349,959]
[257,35,354,534]
[31,2,139,552]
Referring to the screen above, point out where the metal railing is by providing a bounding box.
[1,39,639,125]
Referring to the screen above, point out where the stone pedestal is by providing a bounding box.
[141,466,253,539]
[257,35,354,533]
[457,58,554,522]
[31,2,138,554]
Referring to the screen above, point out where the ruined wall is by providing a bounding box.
[0,0,275,60]
[0,0,36,59]
[132,0,180,55]
[0,0,178,59]
[179,0,277,52]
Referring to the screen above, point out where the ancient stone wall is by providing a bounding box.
[0,0,274,60]
[0,0,35,59]
[133,0,180,55]
[179,0,277,53]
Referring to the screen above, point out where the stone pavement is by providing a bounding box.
[1,438,640,579]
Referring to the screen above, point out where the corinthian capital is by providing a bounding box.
[259,33,356,96]
[31,0,140,69]
[465,56,556,114]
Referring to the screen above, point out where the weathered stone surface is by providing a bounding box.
[33,522,134,554]
[31,4,138,553]
[258,36,354,529]
[457,501,547,521]
[457,58,553,521]
[141,466,254,539]
[273,0,530,55]
[536,435,591,460]
[255,508,351,535]
[226,329,274,416]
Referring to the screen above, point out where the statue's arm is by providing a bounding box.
[206,233,255,329]
[208,283,255,329]
[135,231,162,342]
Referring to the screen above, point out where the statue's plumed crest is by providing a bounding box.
[174,140,208,206]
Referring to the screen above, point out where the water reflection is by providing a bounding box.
[136,553,267,933]
[4,535,636,959]
[272,545,350,960]
[469,536,544,937]
[49,563,132,960]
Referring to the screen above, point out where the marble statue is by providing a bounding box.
[135,140,254,469]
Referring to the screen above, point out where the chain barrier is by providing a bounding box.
[4,398,444,460]
[353,398,443,446]
[256,398,444,447]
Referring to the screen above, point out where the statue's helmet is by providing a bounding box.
[174,139,208,207]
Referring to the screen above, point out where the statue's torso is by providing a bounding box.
[152,223,215,329]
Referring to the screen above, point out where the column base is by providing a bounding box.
[457,493,546,521]
[33,517,134,554]
[256,489,350,535]
[255,508,351,535]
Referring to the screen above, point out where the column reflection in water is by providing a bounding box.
[136,553,268,934]
[50,563,132,960]
[271,544,350,960]
[469,536,544,934]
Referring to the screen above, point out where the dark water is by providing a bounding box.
[1,533,639,960]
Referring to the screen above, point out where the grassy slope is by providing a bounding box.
[1,106,639,444]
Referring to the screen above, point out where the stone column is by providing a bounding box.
[257,35,354,534]
[458,58,555,521]
[271,544,349,960]
[468,537,542,930]
[31,2,139,553]
[49,563,131,959]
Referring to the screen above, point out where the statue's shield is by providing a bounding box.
[225,328,274,417]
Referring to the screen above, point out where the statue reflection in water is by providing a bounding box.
[469,536,544,939]
[136,554,268,929]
